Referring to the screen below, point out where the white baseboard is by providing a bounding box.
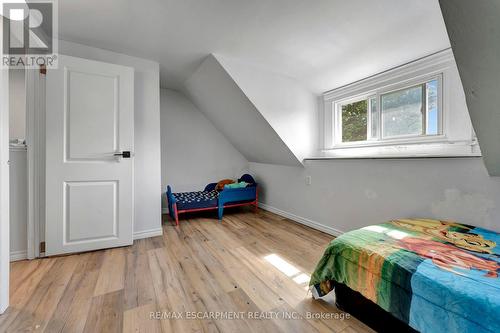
[10,250,27,262]
[133,227,163,240]
[9,230,163,261]
[258,203,344,237]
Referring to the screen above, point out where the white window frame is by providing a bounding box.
[322,49,481,158]
[333,94,375,145]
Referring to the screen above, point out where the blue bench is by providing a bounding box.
[166,174,258,225]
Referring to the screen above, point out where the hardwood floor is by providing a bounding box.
[0,208,375,333]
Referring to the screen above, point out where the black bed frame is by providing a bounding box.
[333,282,418,333]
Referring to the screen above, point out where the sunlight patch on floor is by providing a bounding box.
[264,253,311,288]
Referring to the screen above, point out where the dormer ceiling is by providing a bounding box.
[58,0,450,93]
[184,55,303,166]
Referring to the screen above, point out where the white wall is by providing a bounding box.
[216,55,318,161]
[9,69,25,141]
[0,22,10,312]
[9,149,27,260]
[185,55,301,166]
[251,157,500,234]
[160,89,248,210]
[59,40,162,236]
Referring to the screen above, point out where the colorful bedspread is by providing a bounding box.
[310,219,500,333]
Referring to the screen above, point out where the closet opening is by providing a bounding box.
[9,66,45,262]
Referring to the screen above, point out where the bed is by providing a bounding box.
[309,219,500,333]
[166,174,258,225]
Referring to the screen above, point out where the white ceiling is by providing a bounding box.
[58,0,450,93]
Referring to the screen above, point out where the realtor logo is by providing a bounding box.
[2,0,58,68]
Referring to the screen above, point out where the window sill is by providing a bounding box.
[328,134,449,149]
[305,155,482,161]
[309,141,481,160]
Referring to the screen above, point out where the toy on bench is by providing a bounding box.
[166,174,258,225]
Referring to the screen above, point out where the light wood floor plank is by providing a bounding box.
[83,290,124,333]
[162,224,254,333]
[0,258,56,331]
[2,209,371,333]
[148,247,211,333]
[227,288,283,333]
[123,250,156,310]
[93,247,126,296]
[45,253,101,333]
[5,256,78,332]
[123,303,162,333]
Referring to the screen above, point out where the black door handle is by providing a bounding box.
[114,151,131,158]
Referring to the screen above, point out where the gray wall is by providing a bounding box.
[160,89,248,210]
[439,0,500,176]
[9,69,25,142]
[251,157,500,234]
[9,150,27,259]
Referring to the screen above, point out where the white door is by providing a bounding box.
[45,55,134,256]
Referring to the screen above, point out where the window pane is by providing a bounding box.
[341,100,367,142]
[382,85,423,137]
[369,97,378,139]
[426,79,439,135]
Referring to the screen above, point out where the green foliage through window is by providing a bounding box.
[341,100,367,142]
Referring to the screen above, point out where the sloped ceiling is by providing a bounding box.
[215,55,318,162]
[184,55,301,166]
[439,0,500,176]
[57,0,449,93]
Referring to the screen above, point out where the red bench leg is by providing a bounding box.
[254,189,259,213]
[173,203,179,226]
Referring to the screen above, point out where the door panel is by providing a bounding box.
[66,71,118,161]
[65,181,117,243]
[45,55,134,256]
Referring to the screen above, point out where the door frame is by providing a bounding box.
[0,21,10,313]
[26,68,45,259]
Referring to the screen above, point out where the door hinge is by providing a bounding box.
[39,241,46,253]
[40,65,46,75]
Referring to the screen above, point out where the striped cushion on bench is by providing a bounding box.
[172,190,219,210]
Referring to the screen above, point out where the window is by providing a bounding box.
[322,49,481,158]
[340,99,368,142]
[335,77,441,145]
[382,79,439,138]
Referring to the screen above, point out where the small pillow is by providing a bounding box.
[216,179,235,191]
[224,181,249,189]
